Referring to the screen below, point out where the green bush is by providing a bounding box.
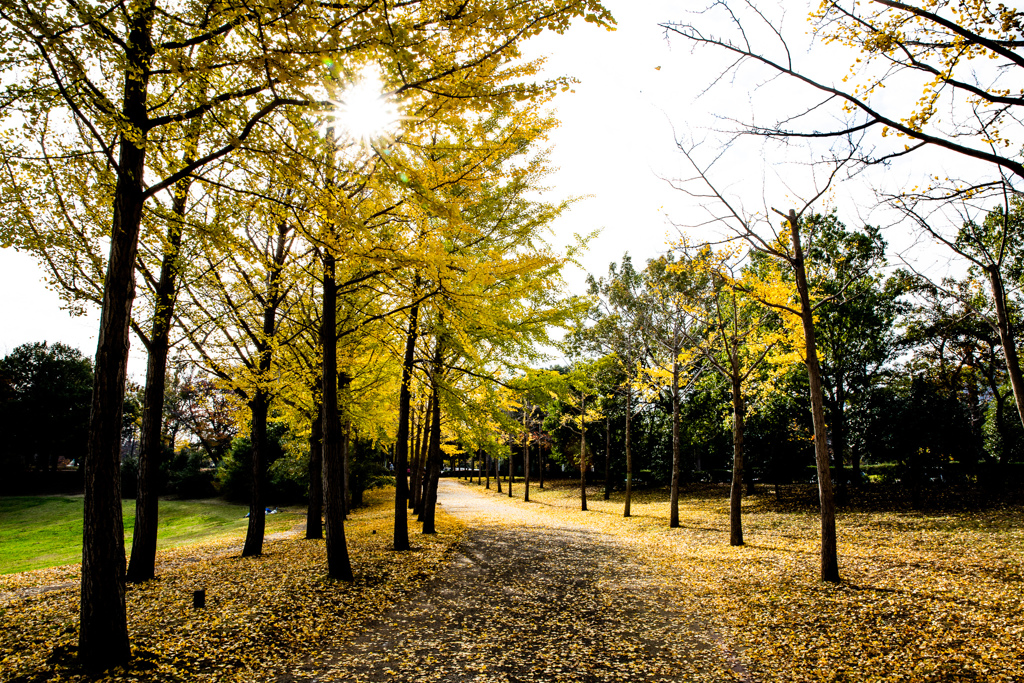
[216,422,306,504]
[163,447,217,499]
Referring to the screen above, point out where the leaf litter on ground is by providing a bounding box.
[2,479,1022,682]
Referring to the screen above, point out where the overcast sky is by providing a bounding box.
[0,0,968,372]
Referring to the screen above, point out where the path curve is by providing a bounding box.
[285,480,751,683]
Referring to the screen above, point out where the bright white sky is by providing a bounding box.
[0,0,980,373]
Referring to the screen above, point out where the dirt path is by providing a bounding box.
[285,480,751,683]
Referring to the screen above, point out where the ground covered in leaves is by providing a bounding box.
[2,479,1022,682]
[0,488,464,683]
[290,480,745,682]
[464,477,1024,682]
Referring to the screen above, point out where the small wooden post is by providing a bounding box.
[193,589,206,608]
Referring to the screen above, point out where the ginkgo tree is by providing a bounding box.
[665,241,780,546]
[585,256,648,517]
[0,0,615,666]
[638,254,708,527]
[662,0,1024,446]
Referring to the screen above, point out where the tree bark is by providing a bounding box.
[413,398,429,516]
[241,219,289,558]
[126,173,188,583]
[242,390,270,556]
[580,392,588,512]
[624,386,633,518]
[342,422,351,517]
[670,358,681,528]
[409,406,421,508]
[507,446,513,498]
[729,373,745,547]
[788,210,840,583]
[422,343,443,534]
[604,413,612,500]
[485,452,491,489]
[322,252,353,580]
[306,397,323,539]
[988,267,1024,439]
[495,451,503,493]
[538,444,544,489]
[523,407,530,503]
[393,302,419,550]
[80,4,155,667]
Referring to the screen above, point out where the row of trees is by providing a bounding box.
[3,0,1024,671]
[0,0,615,671]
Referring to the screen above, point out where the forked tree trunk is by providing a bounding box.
[79,5,156,670]
[729,372,745,547]
[414,398,431,518]
[409,407,422,508]
[670,359,681,528]
[242,390,270,556]
[422,368,442,534]
[322,252,353,580]
[393,302,419,550]
[788,209,839,583]
[127,177,188,583]
[422,334,444,534]
[241,220,289,558]
[306,398,323,540]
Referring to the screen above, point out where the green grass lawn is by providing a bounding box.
[0,497,304,574]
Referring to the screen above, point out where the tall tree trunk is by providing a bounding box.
[507,446,513,498]
[241,219,289,558]
[788,210,840,583]
[394,302,419,550]
[422,345,443,534]
[242,390,270,557]
[580,393,588,512]
[670,358,681,528]
[523,408,530,503]
[988,267,1024,441]
[495,452,503,493]
[624,386,633,518]
[729,372,745,547]
[342,420,351,517]
[126,174,188,583]
[604,413,611,501]
[412,399,429,516]
[322,252,352,580]
[80,4,155,667]
[409,406,421,508]
[538,445,544,489]
[486,452,491,489]
[833,378,848,501]
[306,397,323,540]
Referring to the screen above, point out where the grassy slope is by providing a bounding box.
[0,497,304,574]
[1,488,466,683]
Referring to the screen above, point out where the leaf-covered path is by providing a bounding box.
[285,480,749,683]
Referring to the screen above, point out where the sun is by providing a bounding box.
[330,66,398,146]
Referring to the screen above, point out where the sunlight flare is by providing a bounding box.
[329,65,398,147]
